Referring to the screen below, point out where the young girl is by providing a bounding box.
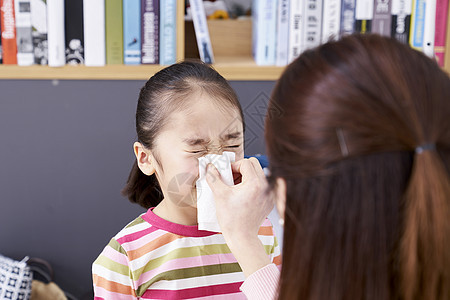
[92,61,281,299]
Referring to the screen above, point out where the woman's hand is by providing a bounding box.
[206,157,273,277]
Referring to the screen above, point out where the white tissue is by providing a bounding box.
[196,151,235,232]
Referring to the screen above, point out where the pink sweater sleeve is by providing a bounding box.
[240,263,280,300]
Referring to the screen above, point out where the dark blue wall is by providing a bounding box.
[0,79,276,298]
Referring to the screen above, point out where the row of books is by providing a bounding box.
[0,0,177,67]
[253,0,449,67]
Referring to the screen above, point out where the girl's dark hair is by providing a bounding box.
[122,61,243,209]
[266,34,450,299]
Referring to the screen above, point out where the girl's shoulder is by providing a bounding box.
[112,212,153,246]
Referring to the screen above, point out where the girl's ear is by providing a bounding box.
[275,177,287,222]
[133,142,156,176]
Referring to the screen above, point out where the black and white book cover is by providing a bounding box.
[31,0,48,65]
[64,0,84,64]
[15,0,34,65]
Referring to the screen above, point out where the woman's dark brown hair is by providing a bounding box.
[122,61,243,209]
[266,34,450,299]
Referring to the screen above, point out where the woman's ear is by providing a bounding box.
[275,177,286,221]
[133,142,156,176]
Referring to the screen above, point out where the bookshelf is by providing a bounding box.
[0,1,449,80]
[0,1,284,81]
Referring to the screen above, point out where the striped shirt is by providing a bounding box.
[92,208,281,299]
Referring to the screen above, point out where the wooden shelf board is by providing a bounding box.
[0,57,285,81]
[0,64,166,80]
[212,56,285,81]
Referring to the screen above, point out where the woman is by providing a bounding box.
[206,34,450,299]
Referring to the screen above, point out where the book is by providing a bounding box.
[1,0,18,64]
[47,0,65,67]
[340,0,357,35]
[189,0,214,64]
[30,0,48,65]
[288,0,304,62]
[105,0,123,64]
[372,0,392,36]
[0,18,2,63]
[422,0,437,57]
[159,0,176,65]
[355,0,374,33]
[252,0,277,65]
[391,0,412,43]
[123,0,141,65]
[141,0,159,64]
[409,0,426,50]
[83,0,105,66]
[276,0,289,66]
[322,0,342,42]
[434,0,449,66]
[303,0,323,50]
[14,0,34,65]
[64,0,84,64]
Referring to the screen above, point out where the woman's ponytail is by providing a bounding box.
[121,161,163,209]
[399,149,450,300]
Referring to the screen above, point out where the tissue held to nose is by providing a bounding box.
[196,152,235,232]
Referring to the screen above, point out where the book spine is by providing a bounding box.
[288,0,304,62]
[0,16,2,63]
[14,0,33,65]
[390,0,412,43]
[322,0,342,42]
[64,0,84,64]
[159,0,176,65]
[83,0,105,66]
[1,0,18,64]
[47,0,65,67]
[189,0,213,64]
[276,0,289,66]
[372,0,392,36]
[422,0,436,56]
[409,0,426,50]
[141,0,159,64]
[123,0,141,65]
[434,0,449,66]
[340,0,357,35]
[252,0,277,65]
[106,0,123,64]
[265,0,277,65]
[30,0,48,65]
[303,0,323,50]
[355,0,374,33]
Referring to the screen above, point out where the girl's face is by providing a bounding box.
[150,92,244,208]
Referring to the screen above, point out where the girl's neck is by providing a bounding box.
[152,200,198,226]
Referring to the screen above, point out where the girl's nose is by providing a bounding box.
[208,146,222,155]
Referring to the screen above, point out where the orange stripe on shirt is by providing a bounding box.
[273,254,282,266]
[258,226,274,236]
[127,232,182,261]
[93,274,136,296]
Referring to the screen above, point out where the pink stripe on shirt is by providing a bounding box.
[102,245,129,266]
[143,282,243,299]
[117,226,159,245]
[120,229,167,252]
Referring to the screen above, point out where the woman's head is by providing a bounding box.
[266,34,450,299]
[123,61,244,209]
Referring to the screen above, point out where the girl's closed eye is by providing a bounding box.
[187,149,207,154]
[226,145,242,149]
